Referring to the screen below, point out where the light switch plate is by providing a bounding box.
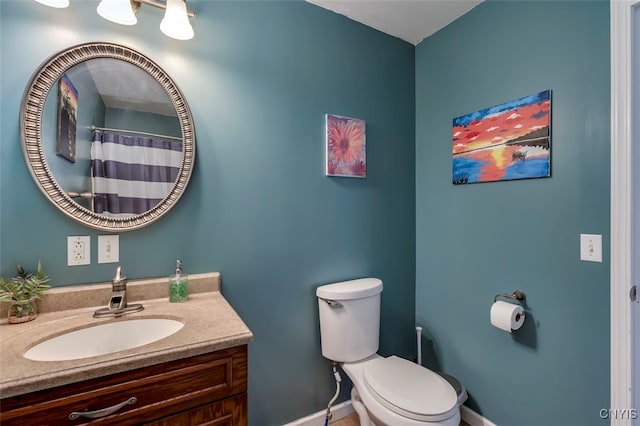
[68,236,90,266]
[98,235,119,264]
[580,234,602,262]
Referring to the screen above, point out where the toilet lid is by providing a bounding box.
[363,356,457,421]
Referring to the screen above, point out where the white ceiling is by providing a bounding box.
[84,59,176,117]
[306,0,483,45]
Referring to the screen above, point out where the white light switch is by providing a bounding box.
[98,235,119,264]
[580,234,602,262]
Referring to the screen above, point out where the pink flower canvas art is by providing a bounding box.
[325,114,366,178]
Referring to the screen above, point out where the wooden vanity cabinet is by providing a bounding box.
[0,345,247,426]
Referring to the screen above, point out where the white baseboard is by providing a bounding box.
[283,400,355,426]
[461,405,497,426]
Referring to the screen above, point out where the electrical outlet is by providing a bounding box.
[98,235,119,264]
[580,234,602,262]
[68,236,90,266]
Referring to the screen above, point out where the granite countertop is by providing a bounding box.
[0,272,253,399]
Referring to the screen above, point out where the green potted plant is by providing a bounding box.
[0,261,50,323]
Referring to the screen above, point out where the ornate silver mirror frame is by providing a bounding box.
[20,42,195,232]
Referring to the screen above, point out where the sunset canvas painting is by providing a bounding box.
[326,114,366,178]
[452,90,551,184]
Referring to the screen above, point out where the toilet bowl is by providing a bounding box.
[317,278,466,426]
[342,355,462,426]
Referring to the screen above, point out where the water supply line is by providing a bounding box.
[324,361,342,426]
[416,326,423,366]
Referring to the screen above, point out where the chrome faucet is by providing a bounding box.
[94,266,144,318]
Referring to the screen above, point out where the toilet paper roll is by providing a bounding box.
[490,301,525,332]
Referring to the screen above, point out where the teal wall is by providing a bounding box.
[105,108,181,138]
[0,1,415,424]
[415,1,610,425]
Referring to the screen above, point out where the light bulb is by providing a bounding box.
[97,0,137,26]
[160,0,194,40]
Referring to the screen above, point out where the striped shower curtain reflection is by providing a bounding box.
[90,130,182,216]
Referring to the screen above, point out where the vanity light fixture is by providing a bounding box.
[97,0,195,40]
[34,0,195,39]
[34,0,69,8]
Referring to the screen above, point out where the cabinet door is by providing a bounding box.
[145,393,247,426]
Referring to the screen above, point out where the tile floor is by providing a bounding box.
[330,413,359,426]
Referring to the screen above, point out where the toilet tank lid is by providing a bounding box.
[316,278,383,300]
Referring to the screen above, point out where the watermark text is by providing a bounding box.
[599,408,638,420]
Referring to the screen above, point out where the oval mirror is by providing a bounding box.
[20,42,195,232]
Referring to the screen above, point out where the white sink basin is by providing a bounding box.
[23,318,184,361]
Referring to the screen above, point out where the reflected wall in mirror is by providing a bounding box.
[21,42,195,231]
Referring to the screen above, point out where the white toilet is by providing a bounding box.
[316,278,467,426]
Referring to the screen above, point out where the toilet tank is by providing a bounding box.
[316,278,383,362]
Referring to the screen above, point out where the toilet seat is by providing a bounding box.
[362,356,458,422]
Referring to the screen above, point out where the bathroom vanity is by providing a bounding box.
[0,273,253,426]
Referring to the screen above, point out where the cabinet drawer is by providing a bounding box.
[145,393,247,426]
[0,345,247,426]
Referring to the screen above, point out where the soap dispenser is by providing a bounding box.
[169,259,188,302]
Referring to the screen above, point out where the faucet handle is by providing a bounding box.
[112,266,127,291]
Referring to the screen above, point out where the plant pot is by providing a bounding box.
[8,299,37,324]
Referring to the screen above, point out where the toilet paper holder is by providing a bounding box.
[493,290,525,304]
